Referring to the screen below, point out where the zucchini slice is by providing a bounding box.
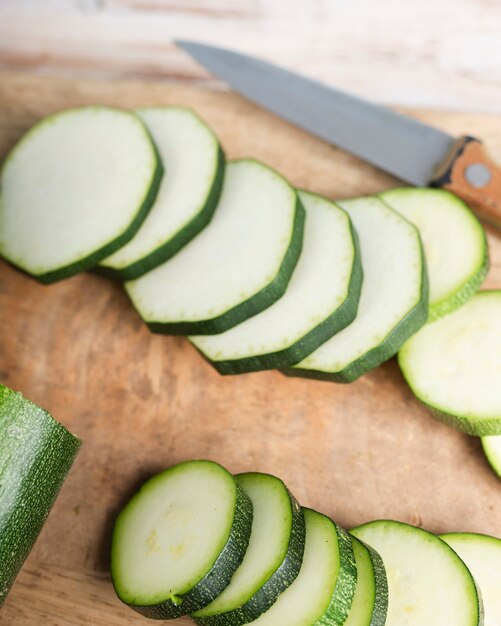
[190,190,362,374]
[351,520,483,626]
[110,460,253,619]
[399,290,501,435]
[126,159,304,335]
[100,107,224,280]
[380,188,488,320]
[344,536,388,626]
[247,509,357,626]
[441,532,501,626]
[0,385,81,607]
[0,106,162,283]
[192,472,305,625]
[288,196,428,383]
[481,436,501,479]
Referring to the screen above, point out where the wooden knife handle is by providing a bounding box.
[431,136,501,229]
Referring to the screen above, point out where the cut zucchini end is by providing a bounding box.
[110,460,253,618]
[399,290,501,436]
[0,106,163,283]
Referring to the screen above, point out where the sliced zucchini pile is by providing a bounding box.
[126,159,304,335]
[352,520,484,626]
[0,106,162,283]
[100,107,224,280]
[190,191,362,373]
[380,188,488,320]
[399,291,501,436]
[0,384,81,607]
[112,460,497,625]
[287,196,428,383]
[441,532,501,626]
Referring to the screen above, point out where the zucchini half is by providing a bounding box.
[0,106,162,283]
[191,190,362,374]
[192,473,305,626]
[100,107,224,280]
[0,385,81,607]
[380,188,488,320]
[288,196,428,383]
[352,520,483,626]
[248,509,357,626]
[399,291,501,436]
[110,460,253,620]
[126,159,304,335]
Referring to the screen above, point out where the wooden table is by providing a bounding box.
[1,0,501,114]
[0,70,500,624]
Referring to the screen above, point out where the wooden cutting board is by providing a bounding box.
[0,71,500,625]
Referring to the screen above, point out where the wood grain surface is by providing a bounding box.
[0,71,500,625]
[1,0,501,114]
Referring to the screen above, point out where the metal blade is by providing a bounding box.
[177,41,455,186]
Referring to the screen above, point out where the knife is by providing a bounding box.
[177,40,501,230]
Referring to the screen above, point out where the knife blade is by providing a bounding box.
[177,40,501,229]
[176,40,454,187]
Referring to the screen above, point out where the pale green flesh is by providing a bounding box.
[248,509,339,626]
[352,520,481,626]
[294,196,423,375]
[111,461,237,605]
[399,291,501,432]
[344,538,377,626]
[380,188,487,320]
[441,532,501,626]
[481,436,501,478]
[191,191,356,361]
[126,160,297,324]
[0,106,157,276]
[194,473,293,616]
[101,107,220,271]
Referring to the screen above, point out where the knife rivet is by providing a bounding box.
[464,163,492,188]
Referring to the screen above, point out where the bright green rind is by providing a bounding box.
[142,193,306,336]
[110,460,253,620]
[194,219,363,375]
[286,233,429,383]
[98,141,225,281]
[192,473,306,626]
[0,385,81,607]
[314,523,357,626]
[0,106,164,284]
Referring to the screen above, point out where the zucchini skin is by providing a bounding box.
[119,480,254,620]
[0,385,81,607]
[314,524,357,626]
[99,146,225,281]
[144,194,306,336]
[287,235,429,383]
[196,221,363,375]
[192,484,306,626]
[349,536,389,626]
